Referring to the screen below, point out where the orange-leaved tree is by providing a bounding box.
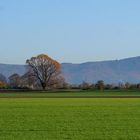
[26,54,61,90]
[0,81,6,89]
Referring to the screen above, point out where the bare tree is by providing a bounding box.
[26,54,61,90]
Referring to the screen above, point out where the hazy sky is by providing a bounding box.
[0,0,140,64]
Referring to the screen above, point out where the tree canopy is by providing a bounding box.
[26,54,61,90]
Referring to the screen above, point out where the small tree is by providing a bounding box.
[0,74,7,84]
[96,80,105,90]
[0,81,6,89]
[26,54,61,90]
[80,81,91,90]
[20,72,37,89]
[8,73,21,88]
[125,82,131,89]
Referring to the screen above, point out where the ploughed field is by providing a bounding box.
[0,91,140,139]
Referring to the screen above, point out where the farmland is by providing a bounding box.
[0,90,140,98]
[0,91,140,139]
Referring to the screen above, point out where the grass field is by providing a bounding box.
[0,91,140,139]
[0,90,140,98]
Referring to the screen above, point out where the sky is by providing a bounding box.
[0,0,140,64]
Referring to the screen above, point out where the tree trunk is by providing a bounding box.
[41,83,46,90]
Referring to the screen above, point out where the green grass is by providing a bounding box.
[0,90,140,98]
[0,95,140,139]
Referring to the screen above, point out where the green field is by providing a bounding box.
[0,91,140,140]
[0,90,140,98]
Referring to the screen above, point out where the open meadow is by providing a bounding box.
[0,91,140,139]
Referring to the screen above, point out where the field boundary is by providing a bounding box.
[0,96,140,98]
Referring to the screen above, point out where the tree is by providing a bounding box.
[0,81,6,89]
[47,74,65,89]
[0,74,7,84]
[26,54,61,90]
[80,81,91,90]
[95,80,105,90]
[125,82,131,89]
[20,72,37,89]
[8,73,21,88]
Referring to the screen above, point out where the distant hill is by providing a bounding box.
[61,56,140,84]
[0,64,26,78]
[1,56,140,84]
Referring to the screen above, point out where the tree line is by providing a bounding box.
[1,75,140,90]
[0,54,140,90]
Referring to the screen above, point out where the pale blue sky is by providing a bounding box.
[0,0,140,64]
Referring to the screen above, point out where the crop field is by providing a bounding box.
[0,91,140,140]
[0,90,140,98]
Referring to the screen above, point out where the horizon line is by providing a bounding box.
[0,55,140,66]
